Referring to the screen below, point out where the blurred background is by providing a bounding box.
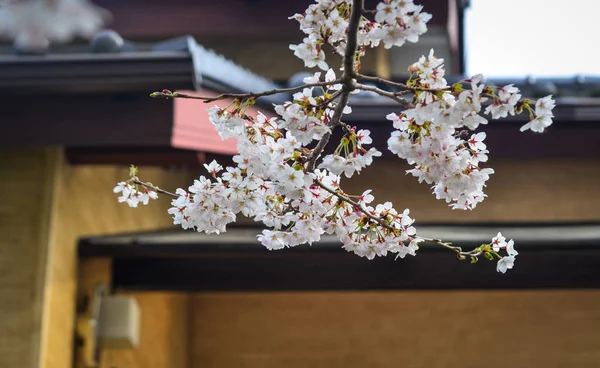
[0,1,599,368]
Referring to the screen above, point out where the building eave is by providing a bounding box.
[0,36,281,159]
[78,223,600,291]
[0,51,196,94]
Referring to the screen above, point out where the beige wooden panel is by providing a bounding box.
[190,291,600,368]
[345,158,600,223]
[42,164,194,368]
[0,148,61,368]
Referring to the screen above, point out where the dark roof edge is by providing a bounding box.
[0,35,286,104]
[0,51,196,94]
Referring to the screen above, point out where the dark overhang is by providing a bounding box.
[0,36,282,165]
[0,35,286,104]
[2,31,599,162]
[79,223,600,291]
[0,51,194,94]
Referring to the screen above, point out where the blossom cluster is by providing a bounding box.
[163,74,421,259]
[113,181,158,208]
[290,0,431,70]
[491,232,518,273]
[387,50,554,210]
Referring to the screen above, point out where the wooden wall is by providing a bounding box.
[345,158,600,223]
[4,148,599,368]
[189,291,600,368]
[0,148,61,368]
[0,147,195,368]
[42,159,194,368]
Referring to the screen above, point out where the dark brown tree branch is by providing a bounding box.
[355,72,451,93]
[150,79,342,102]
[133,178,178,198]
[305,0,363,171]
[354,83,414,108]
[315,179,483,259]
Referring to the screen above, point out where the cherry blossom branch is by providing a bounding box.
[421,237,483,260]
[306,92,350,171]
[132,178,178,198]
[314,179,388,227]
[315,179,484,259]
[355,72,450,92]
[317,89,344,107]
[137,171,485,261]
[354,82,414,108]
[343,0,364,82]
[150,80,342,103]
[306,0,362,171]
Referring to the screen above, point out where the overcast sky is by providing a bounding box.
[465,0,599,77]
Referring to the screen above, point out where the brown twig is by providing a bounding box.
[133,178,178,198]
[355,72,450,93]
[306,92,350,172]
[354,83,414,108]
[314,179,389,228]
[150,80,342,103]
[421,237,483,259]
[316,179,483,259]
[316,89,343,107]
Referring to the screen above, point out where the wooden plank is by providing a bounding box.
[189,291,600,368]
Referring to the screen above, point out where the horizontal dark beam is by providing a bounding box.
[80,224,600,290]
[0,93,173,147]
[111,247,600,291]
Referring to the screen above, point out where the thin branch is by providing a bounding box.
[421,237,483,259]
[314,179,389,228]
[306,0,363,171]
[316,179,483,260]
[306,92,350,172]
[150,80,342,103]
[343,0,364,82]
[316,89,343,107]
[354,82,413,108]
[355,72,450,93]
[133,178,178,198]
